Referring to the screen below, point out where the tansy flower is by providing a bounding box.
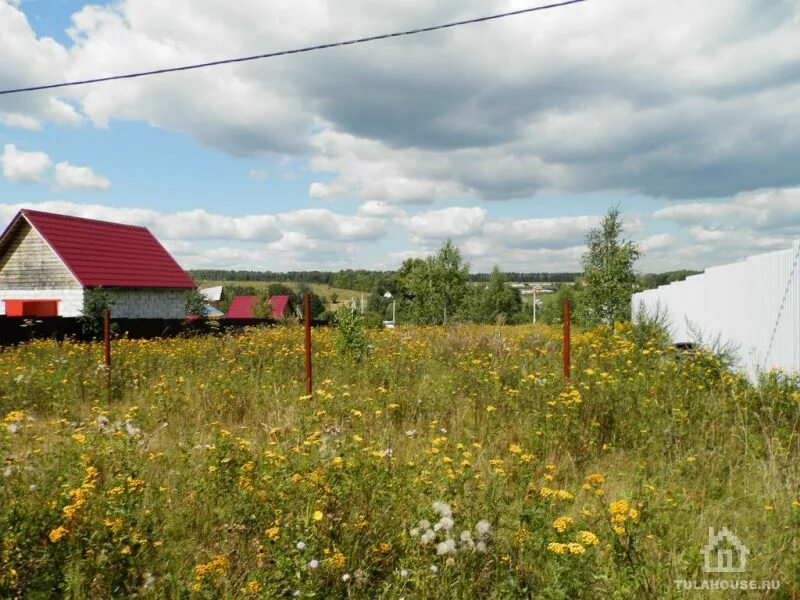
[552,516,574,533]
[48,526,68,543]
[577,531,600,546]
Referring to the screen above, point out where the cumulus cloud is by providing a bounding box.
[2,0,798,201]
[276,208,387,241]
[403,206,486,240]
[483,215,600,250]
[0,144,52,183]
[53,162,111,191]
[654,187,800,232]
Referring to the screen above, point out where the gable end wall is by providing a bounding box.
[0,221,79,289]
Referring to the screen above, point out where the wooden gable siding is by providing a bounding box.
[0,221,79,290]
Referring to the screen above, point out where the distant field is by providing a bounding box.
[198,281,364,309]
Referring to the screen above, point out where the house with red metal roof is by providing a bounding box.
[0,209,195,318]
[225,294,292,319]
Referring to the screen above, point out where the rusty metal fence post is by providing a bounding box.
[562,298,571,380]
[103,309,111,396]
[304,293,313,397]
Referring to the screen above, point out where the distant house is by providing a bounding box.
[225,294,291,319]
[200,285,223,308]
[0,209,195,318]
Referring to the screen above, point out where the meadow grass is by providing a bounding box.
[1,323,798,598]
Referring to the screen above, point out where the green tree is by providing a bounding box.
[80,287,114,336]
[581,206,641,326]
[397,240,469,325]
[333,306,369,362]
[184,289,206,316]
[479,267,521,323]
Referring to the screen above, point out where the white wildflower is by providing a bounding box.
[475,520,492,537]
[124,420,141,438]
[342,573,351,582]
[446,557,455,567]
[309,559,319,569]
[417,519,431,530]
[460,530,473,543]
[399,569,409,578]
[405,430,416,438]
[476,541,487,553]
[409,527,420,538]
[436,539,457,555]
[432,502,452,518]
[438,517,454,531]
[420,529,436,545]
[430,565,438,574]
[296,541,306,550]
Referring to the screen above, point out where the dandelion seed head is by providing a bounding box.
[475,520,491,536]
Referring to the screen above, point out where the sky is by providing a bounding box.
[1,0,799,273]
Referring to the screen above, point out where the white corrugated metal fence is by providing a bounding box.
[632,242,800,380]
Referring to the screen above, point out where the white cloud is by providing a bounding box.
[277,208,387,241]
[483,215,600,250]
[654,187,800,232]
[53,162,111,191]
[0,144,52,183]
[3,0,797,201]
[0,113,42,130]
[639,233,676,252]
[404,206,486,240]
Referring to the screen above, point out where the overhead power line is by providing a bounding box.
[0,0,586,96]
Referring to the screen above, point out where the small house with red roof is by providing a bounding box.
[0,209,196,318]
[225,294,292,319]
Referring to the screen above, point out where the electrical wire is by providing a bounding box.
[0,0,586,96]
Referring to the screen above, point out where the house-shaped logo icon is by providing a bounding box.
[702,527,749,573]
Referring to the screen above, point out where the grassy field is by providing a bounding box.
[1,324,798,598]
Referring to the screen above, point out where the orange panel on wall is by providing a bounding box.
[3,300,60,317]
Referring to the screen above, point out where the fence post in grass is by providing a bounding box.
[304,293,313,398]
[103,309,111,395]
[562,297,571,380]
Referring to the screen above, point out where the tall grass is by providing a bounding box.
[0,323,798,598]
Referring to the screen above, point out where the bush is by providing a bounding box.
[333,307,369,362]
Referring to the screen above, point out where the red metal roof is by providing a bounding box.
[269,295,291,319]
[225,295,291,319]
[10,209,195,289]
[226,295,259,319]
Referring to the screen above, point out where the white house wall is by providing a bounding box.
[0,288,84,317]
[633,242,800,380]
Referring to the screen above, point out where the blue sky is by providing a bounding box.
[1,0,799,272]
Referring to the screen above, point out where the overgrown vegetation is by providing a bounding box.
[79,286,114,337]
[1,322,798,597]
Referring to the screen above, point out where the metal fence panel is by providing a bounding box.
[632,242,800,380]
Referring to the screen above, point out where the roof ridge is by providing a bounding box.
[22,208,149,231]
